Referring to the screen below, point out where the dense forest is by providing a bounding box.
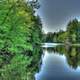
[45,19,80,44]
[0,0,42,80]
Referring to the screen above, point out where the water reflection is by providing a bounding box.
[35,44,80,80]
[46,45,80,69]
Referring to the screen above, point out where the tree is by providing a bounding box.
[0,0,42,80]
[67,19,78,43]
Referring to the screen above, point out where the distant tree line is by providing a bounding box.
[44,19,80,43]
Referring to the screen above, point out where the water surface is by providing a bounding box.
[35,43,80,80]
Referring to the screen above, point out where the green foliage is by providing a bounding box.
[56,31,68,43]
[0,54,32,80]
[45,18,80,43]
[0,0,42,80]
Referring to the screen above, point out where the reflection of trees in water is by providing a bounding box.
[66,47,78,69]
[42,47,58,53]
[57,46,80,69]
[43,46,80,69]
[61,46,80,69]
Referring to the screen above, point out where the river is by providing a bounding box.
[35,43,80,80]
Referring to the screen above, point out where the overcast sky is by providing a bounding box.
[37,0,80,33]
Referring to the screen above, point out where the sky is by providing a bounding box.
[37,0,80,33]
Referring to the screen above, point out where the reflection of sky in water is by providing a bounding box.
[35,47,80,80]
[42,43,62,47]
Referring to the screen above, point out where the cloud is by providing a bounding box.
[37,0,80,33]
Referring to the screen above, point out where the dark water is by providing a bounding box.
[35,43,80,80]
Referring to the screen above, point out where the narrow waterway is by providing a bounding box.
[35,43,80,80]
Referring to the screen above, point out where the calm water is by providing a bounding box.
[35,43,80,80]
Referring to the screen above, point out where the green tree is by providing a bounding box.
[0,0,42,80]
[67,19,78,43]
